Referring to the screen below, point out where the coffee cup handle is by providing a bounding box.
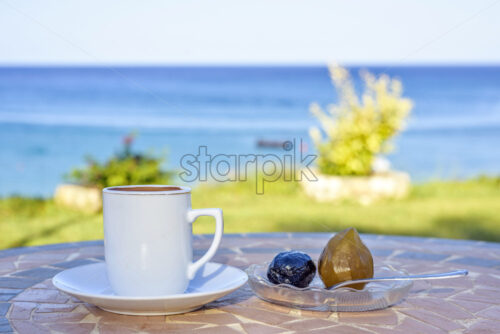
[186,208,224,280]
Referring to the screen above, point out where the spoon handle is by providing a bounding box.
[329,269,468,290]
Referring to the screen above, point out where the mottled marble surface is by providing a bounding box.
[0,233,499,333]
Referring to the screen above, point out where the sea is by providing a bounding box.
[0,66,499,197]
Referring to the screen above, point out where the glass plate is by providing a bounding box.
[246,263,412,312]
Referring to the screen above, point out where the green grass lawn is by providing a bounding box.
[1,177,499,249]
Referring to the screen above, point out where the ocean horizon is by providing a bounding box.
[1,65,499,197]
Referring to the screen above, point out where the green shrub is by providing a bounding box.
[66,134,172,189]
[310,64,413,176]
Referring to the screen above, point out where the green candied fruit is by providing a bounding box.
[318,227,374,290]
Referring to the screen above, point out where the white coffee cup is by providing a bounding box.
[102,185,223,296]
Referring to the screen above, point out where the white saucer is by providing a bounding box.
[52,262,248,315]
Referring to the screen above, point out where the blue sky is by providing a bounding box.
[1,0,499,65]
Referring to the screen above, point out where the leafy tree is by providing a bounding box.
[310,64,413,176]
[67,134,172,188]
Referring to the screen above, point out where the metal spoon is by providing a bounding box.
[326,269,468,290]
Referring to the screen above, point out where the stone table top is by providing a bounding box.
[0,233,499,334]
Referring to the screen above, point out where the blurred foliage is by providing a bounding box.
[310,64,413,176]
[66,133,172,189]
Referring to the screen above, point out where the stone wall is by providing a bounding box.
[301,171,410,205]
[54,184,102,213]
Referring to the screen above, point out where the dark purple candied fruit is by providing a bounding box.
[267,251,316,288]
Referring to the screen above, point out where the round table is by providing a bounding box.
[0,233,498,333]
